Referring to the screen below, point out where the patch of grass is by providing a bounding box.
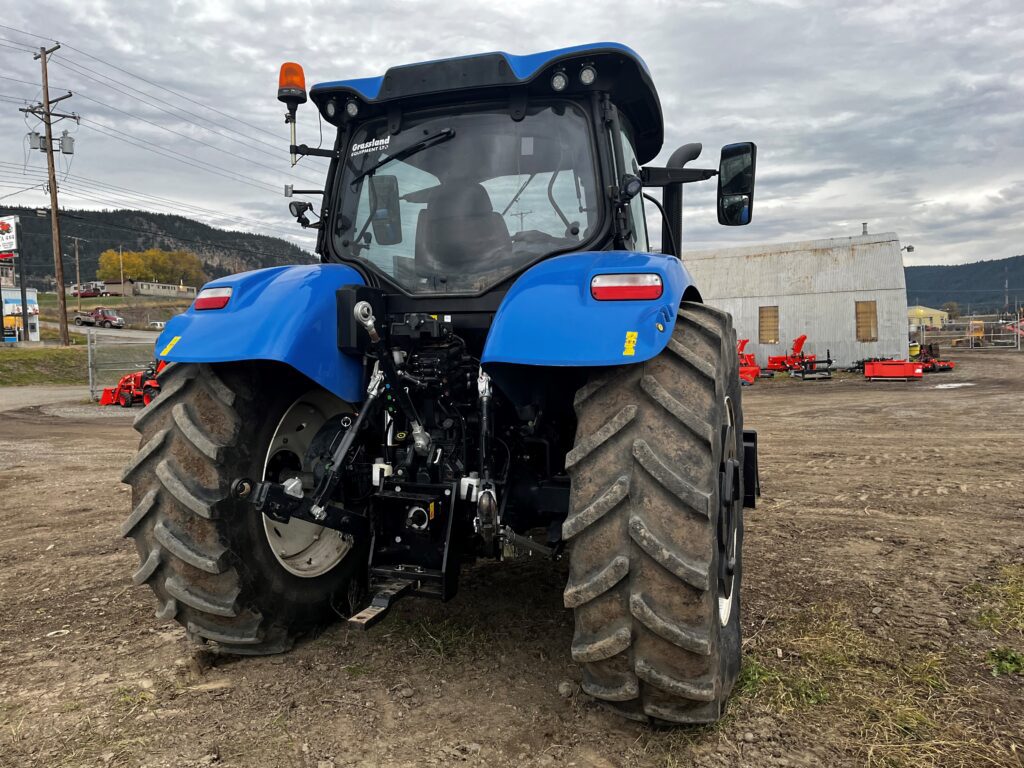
[112,685,154,713]
[400,617,481,662]
[38,325,85,344]
[900,652,949,692]
[986,647,1024,677]
[971,564,1024,636]
[732,603,1013,768]
[343,662,375,679]
[736,656,830,709]
[738,603,877,711]
[0,345,88,386]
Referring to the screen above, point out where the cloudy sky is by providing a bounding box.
[1,0,1022,266]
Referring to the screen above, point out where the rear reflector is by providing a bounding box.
[194,286,232,310]
[591,273,663,301]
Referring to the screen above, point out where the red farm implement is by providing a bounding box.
[99,360,166,408]
[916,343,956,373]
[737,339,761,385]
[767,334,833,380]
[864,360,923,381]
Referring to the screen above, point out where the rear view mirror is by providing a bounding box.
[369,175,402,246]
[717,142,757,226]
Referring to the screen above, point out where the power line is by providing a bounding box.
[78,118,283,194]
[52,53,288,156]
[0,170,309,251]
[1,181,294,244]
[58,42,284,141]
[78,119,321,207]
[63,80,324,186]
[0,173,304,250]
[0,161,295,233]
[0,23,284,142]
[0,181,47,200]
[3,70,326,198]
[5,73,322,200]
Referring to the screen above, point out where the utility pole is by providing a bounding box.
[70,236,87,311]
[18,44,78,346]
[119,244,124,293]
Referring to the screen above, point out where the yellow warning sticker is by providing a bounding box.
[159,335,182,357]
[622,331,639,356]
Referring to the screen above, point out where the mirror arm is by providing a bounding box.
[640,167,718,187]
[290,144,340,159]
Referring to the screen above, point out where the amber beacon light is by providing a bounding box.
[278,62,307,106]
[278,62,307,166]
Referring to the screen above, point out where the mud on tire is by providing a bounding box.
[121,362,364,654]
[565,301,744,724]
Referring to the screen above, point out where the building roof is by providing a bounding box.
[684,233,907,300]
[907,304,947,314]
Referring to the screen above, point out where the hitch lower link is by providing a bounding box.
[232,302,408,534]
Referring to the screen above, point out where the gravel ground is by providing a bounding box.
[0,352,1021,767]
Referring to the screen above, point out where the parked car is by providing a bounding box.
[148,321,166,330]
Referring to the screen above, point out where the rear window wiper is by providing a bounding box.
[350,128,455,186]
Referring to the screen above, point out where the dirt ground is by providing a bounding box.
[1,353,1022,768]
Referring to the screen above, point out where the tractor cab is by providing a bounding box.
[281,44,755,298]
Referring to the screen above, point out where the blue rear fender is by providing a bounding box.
[481,251,695,367]
[155,264,367,403]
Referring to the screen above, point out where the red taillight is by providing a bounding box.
[591,273,663,301]
[194,287,232,310]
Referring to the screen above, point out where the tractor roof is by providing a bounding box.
[310,42,663,163]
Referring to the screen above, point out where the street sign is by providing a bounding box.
[0,216,18,252]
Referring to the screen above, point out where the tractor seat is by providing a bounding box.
[414,182,512,275]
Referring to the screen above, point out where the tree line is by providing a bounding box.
[96,248,206,286]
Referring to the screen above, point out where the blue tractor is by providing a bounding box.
[122,43,760,725]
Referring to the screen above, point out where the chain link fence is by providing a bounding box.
[86,330,158,401]
[915,319,1022,353]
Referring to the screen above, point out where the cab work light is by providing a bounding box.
[194,286,232,310]
[590,273,663,300]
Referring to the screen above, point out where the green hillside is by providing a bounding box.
[905,254,1024,313]
[0,205,314,289]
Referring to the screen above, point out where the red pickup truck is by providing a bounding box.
[73,307,126,329]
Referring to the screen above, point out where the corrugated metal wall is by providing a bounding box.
[684,233,909,367]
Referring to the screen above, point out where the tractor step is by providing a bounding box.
[347,579,415,630]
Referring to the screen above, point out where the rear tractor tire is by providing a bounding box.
[565,301,745,725]
[121,362,365,654]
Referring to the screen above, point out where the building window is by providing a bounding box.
[856,300,878,342]
[758,306,780,344]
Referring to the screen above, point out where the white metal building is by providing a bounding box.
[684,232,909,367]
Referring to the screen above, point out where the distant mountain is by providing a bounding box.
[905,254,1024,313]
[0,205,314,289]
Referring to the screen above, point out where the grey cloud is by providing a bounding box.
[0,0,1021,267]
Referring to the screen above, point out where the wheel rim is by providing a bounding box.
[262,389,354,578]
[717,396,739,627]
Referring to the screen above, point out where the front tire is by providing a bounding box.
[121,363,365,654]
[565,302,744,724]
